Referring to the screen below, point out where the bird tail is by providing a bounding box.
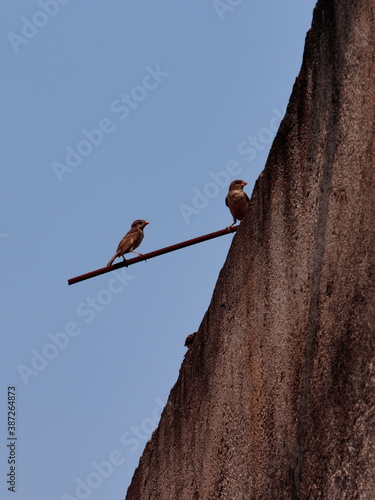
[107,255,117,267]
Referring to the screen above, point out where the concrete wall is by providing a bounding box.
[126,0,375,498]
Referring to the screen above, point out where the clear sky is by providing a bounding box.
[1,1,316,498]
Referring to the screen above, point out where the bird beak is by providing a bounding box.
[145,221,150,225]
[242,181,247,186]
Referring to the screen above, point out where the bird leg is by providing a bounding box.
[226,219,237,231]
[130,250,147,263]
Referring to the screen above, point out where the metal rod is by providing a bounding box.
[68,225,239,286]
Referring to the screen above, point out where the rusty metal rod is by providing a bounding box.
[68,225,239,286]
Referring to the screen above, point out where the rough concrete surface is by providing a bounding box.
[125,0,375,498]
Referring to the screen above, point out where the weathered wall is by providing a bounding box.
[126,0,375,498]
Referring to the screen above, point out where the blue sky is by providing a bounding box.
[1,1,316,498]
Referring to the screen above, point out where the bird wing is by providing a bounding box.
[117,227,142,254]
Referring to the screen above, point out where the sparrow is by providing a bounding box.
[107,219,149,267]
[184,332,197,349]
[225,179,249,226]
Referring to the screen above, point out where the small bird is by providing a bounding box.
[107,219,149,267]
[225,179,249,226]
[184,332,197,349]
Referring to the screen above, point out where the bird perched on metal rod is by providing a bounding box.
[225,179,249,227]
[107,219,149,267]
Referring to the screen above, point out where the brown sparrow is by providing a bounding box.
[107,219,149,267]
[184,332,197,349]
[225,179,249,226]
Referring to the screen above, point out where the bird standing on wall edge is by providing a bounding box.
[225,179,249,227]
[107,219,149,267]
[184,332,197,349]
